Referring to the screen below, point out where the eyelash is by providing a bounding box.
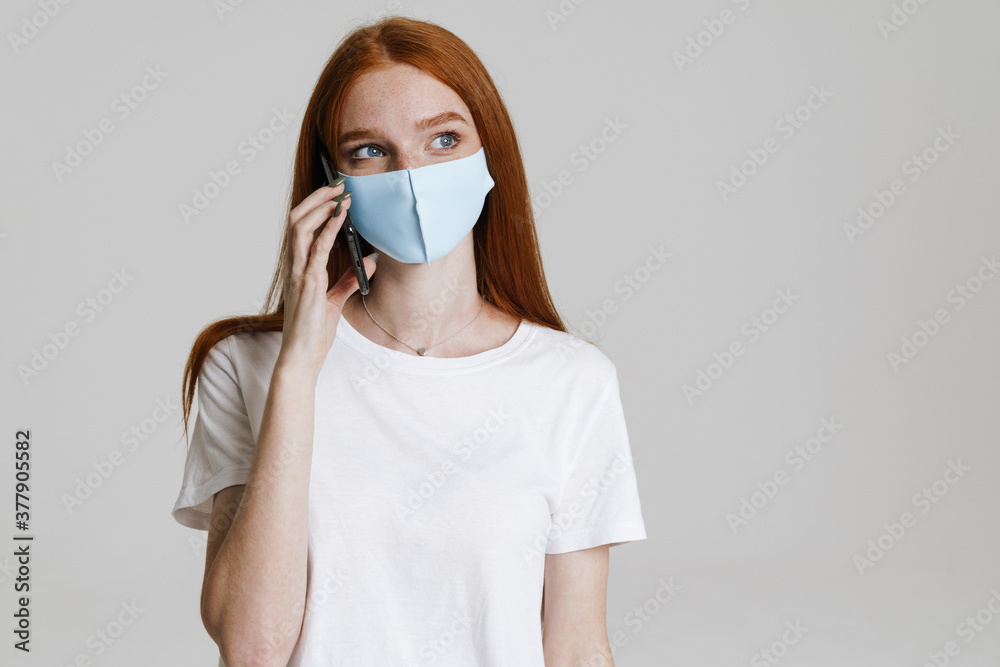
[347,131,462,161]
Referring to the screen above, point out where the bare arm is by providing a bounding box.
[542,545,615,667]
[201,363,318,667]
[197,173,375,666]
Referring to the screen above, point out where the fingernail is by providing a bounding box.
[368,252,380,264]
[334,201,343,216]
[333,190,352,202]
[330,175,346,188]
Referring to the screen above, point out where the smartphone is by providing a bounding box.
[319,147,370,295]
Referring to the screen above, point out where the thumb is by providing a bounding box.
[328,252,380,308]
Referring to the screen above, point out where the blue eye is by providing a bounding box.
[431,132,460,149]
[347,131,461,162]
[350,145,384,160]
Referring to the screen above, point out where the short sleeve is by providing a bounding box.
[545,364,647,554]
[171,336,256,531]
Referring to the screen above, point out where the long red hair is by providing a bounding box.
[180,16,568,446]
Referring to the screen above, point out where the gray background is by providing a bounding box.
[2,0,999,665]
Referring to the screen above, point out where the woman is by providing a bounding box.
[172,16,646,667]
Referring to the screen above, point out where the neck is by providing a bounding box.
[347,245,483,348]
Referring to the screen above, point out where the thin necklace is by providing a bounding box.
[362,293,486,356]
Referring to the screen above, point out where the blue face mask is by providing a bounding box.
[336,146,495,265]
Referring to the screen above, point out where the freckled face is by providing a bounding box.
[336,63,482,176]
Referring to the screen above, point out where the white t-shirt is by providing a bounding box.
[172,311,647,666]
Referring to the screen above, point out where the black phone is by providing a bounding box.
[319,147,370,295]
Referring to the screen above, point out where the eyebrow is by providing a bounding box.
[338,111,469,146]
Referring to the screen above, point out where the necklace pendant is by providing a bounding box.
[416,347,427,356]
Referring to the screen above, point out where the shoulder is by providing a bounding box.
[523,323,619,387]
[212,329,283,382]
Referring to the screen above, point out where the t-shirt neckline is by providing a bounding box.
[335,309,534,373]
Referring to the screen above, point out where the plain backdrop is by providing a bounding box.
[2,1,999,665]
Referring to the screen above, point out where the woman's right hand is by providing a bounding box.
[277,179,377,378]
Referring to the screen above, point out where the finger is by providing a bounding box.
[304,196,352,283]
[281,243,297,313]
[289,198,342,283]
[327,252,378,311]
[280,234,292,287]
[289,181,345,226]
[287,181,347,281]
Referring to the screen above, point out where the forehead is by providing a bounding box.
[338,63,470,128]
